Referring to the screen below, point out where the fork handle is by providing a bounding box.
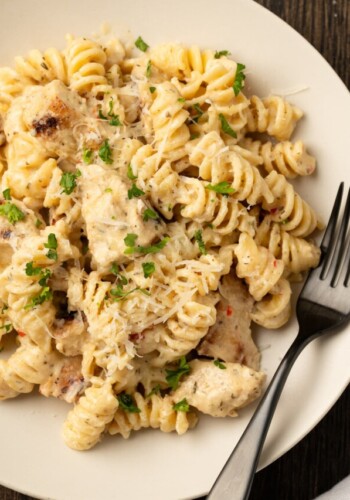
[207,334,309,500]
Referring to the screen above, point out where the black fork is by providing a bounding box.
[207,183,350,500]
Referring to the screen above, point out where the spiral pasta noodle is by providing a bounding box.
[15,48,68,85]
[62,382,118,450]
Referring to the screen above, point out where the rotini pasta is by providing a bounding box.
[0,30,321,450]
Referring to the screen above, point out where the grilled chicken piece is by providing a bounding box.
[80,164,163,271]
[173,359,265,417]
[5,80,86,159]
[52,315,87,357]
[198,272,260,370]
[39,356,86,403]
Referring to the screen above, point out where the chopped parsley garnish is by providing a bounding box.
[98,139,113,164]
[107,99,122,126]
[194,230,206,255]
[98,109,108,120]
[128,183,145,199]
[135,36,149,52]
[213,359,226,369]
[219,113,237,138]
[60,170,81,195]
[205,181,235,196]
[233,63,246,96]
[44,233,58,261]
[0,202,25,224]
[117,393,141,413]
[124,233,138,248]
[192,103,203,122]
[165,356,190,390]
[25,286,53,309]
[1,323,12,333]
[124,236,170,255]
[105,188,113,193]
[83,148,93,164]
[146,384,161,398]
[25,262,42,277]
[177,97,186,103]
[3,189,11,201]
[110,286,143,301]
[142,262,155,278]
[146,60,152,78]
[35,218,43,228]
[149,86,156,94]
[110,263,128,286]
[127,163,138,180]
[173,398,190,412]
[214,50,231,59]
[143,208,159,222]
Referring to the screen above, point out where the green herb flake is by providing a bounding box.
[124,233,138,248]
[142,261,156,278]
[233,63,246,96]
[135,36,149,52]
[0,203,25,224]
[107,100,122,126]
[173,398,190,412]
[83,148,93,165]
[165,356,190,390]
[25,286,53,309]
[219,113,237,138]
[190,133,200,141]
[213,359,226,369]
[124,237,170,255]
[214,50,231,59]
[38,268,52,287]
[205,181,235,196]
[177,97,186,103]
[3,189,11,201]
[146,60,152,78]
[35,218,43,228]
[128,183,145,199]
[194,230,206,255]
[149,86,156,94]
[25,262,42,276]
[1,323,12,333]
[98,139,113,165]
[44,233,58,261]
[98,109,108,120]
[117,393,141,413]
[60,170,81,195]
[105,188,113,193]
[143,208,159,222]
[192,103,203,122]
[127,163,138,180]
[146,384,161,398]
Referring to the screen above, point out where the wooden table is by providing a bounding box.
[1,0,349,499]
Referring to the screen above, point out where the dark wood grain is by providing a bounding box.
[1,1,349,499]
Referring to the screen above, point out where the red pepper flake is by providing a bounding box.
[18,331,26,337]
[226,306,233,317]
[273,260,277,268]
[129,332,144,343]
[270,207,278,215]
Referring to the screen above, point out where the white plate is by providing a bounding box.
[0,1,349,499]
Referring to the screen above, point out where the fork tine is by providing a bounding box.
[329,187,350,287]
[344,239,350,286]
[320,182,344,254]
[320,183,344,279]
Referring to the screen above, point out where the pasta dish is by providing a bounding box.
[0,32,321,450]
